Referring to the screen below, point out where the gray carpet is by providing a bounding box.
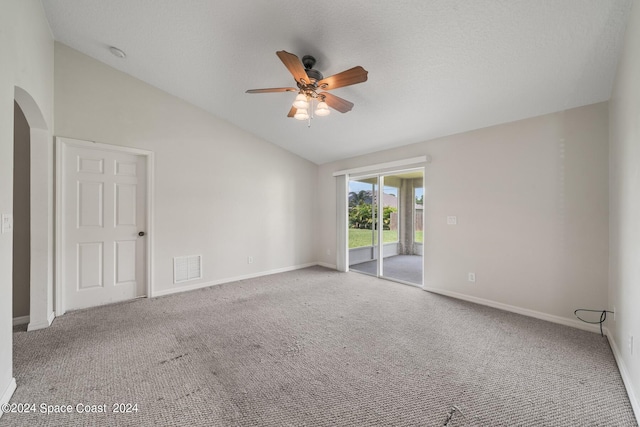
[4,266,637,426]
[350,255,423,285]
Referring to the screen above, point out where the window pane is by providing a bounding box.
[348,179,377,248]
[414,187,424,243]
[382,186,399,243]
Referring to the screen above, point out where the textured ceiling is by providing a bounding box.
[41,0,632,164]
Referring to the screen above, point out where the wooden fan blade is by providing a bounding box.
[320,92,354,113]
[276,51,309,84]
[318,66,368,90]
[246,87,297,94]
[287,106,297,118]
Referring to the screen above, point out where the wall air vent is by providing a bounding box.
[173,255,202,284]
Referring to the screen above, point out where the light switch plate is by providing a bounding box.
[447,216,457,225]
[1,214,13,234]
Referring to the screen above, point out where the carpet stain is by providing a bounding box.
[160,353,188,364]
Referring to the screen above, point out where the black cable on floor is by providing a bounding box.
[574,309,613,337]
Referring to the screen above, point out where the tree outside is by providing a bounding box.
[348,189,398,248]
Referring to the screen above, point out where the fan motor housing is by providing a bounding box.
[302,55,323,82]
[305,68,323,82]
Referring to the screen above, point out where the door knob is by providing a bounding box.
[138,231,145,237]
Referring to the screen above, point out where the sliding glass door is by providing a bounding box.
[347,169,424,286]
[348,177,379,275]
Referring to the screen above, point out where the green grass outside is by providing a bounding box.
[348,229,423,248]
[349,229,398,248]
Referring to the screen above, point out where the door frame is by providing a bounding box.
[346,166,425,287]
[55,137,154,316]
[15,86,55,331]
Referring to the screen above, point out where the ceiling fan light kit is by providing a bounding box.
[246,50,368,125]
[315,101,330,117]
[294,108,309,120]
[293,93,310,109]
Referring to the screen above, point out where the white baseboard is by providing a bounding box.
[27,311,55,332]
[153,262,319,297]
[12,315,29,326]
[0,378,17,419]
[605,328,640,423]
[317,262,337,270]
[422,286,601,334]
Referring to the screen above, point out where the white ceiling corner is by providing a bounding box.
[40,0,633,164]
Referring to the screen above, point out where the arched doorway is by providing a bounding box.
[14,86,54,331]
[12,102,30,327]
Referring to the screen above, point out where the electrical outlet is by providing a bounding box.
[247,256,254,264]
[326,249,331,256]
[468,273,476,283]
[629,335,634,356]
[447,216,457,225]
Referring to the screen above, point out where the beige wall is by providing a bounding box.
[0,0,54,408]
[319,102,609,325]
[609,0,640,415]
[54,43,318,294]
[12,102,30,318]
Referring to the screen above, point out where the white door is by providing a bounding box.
[62,142,147,311]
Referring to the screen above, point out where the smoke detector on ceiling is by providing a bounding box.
[108,46,126,59]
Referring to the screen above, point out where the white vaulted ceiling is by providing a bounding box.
[41,0,632,164]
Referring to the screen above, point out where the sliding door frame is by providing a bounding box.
[334,155,429,276]
[346,166,425,287]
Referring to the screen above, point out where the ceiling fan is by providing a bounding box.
[246,51,368,121]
